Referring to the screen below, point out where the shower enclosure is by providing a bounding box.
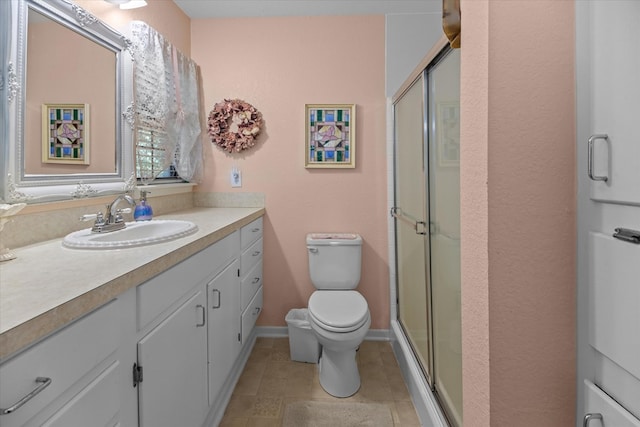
[392,46,461,426]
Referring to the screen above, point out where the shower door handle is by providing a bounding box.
[390,207,427,235]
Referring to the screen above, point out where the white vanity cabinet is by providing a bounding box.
[239,218,264,344]
[0,212,265,427]
[0,300,122,427]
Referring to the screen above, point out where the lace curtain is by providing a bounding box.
[129,21,203,184]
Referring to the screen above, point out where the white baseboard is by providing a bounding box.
[255,326,391,342]
[255,325,288,338]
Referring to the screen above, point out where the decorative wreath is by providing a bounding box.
[207,99,263,153]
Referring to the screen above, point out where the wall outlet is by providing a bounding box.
[231,168,242,188]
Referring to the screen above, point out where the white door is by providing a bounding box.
[207,259,241,406]
[586,1,640,205]
[137,289,208,427]
[577,1,640,426]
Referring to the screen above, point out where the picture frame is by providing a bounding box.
[436,101,460,167]
[305,104,355,168]
[42,103,90,165]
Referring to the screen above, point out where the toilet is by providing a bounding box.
[306,233,371,398]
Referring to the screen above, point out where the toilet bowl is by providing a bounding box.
[305,233,370,398]
[308,290,371,397]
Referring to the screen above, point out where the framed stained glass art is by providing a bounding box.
[42,104,90,165]
[305,104,355,168]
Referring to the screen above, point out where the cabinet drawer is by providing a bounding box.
[241,260,263,311]
[0,300,119,427]
[588,232,640,379]
[241,286,263,344]
[138,231,239,330]
[241,217,263,248]
[240,237,262,277]
[41,361,120,427]
[584,380,640,426]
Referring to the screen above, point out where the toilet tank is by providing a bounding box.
[306,233,362,290]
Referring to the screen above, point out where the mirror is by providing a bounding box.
[1,0,134,203]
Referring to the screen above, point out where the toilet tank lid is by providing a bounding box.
[307,233,362,245]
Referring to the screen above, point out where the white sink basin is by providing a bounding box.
[63,220,198,249]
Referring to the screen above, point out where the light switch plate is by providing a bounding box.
[231,168,242,187]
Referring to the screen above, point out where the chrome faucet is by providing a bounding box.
[82,194,136,233]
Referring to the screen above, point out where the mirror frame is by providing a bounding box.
[1,0,134,204]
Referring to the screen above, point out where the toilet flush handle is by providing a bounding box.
[308,247,318,254]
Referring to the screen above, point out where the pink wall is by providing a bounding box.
[460,1,576,425]
[26,22,116,175]
[190,16,389,328]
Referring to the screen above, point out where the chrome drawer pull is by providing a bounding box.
[252,277,260,284]
[583,413,603,427]
[613,227,640,244]
[196,304,206,327]
[252,228,260,232]
[252,250,261,257]
[211,289,221,309]
[1,377,52,415]
[587,134,609,182]
[253,307,261,315]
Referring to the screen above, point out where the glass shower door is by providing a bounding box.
[428,48,462,426]
[393,75,432,383]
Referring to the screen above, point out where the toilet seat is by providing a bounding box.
[308,291,369,333]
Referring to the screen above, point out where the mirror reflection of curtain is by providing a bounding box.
[442,0,461,48]
[129,21,203,184]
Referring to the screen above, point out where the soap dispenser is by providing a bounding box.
[134,190,153,221]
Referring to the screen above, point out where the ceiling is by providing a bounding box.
[172,0,441,19]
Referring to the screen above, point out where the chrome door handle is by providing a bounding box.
[252,277,260,284]
[1,377,52,415]
[613,227,640,244]
[588,134,609,182]
[196,304,205,327]
[211,289,221,309]
[583,413,603,427]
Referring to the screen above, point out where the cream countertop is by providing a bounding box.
[0,207,265,360]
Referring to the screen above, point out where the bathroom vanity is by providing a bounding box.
[0,207,264,427]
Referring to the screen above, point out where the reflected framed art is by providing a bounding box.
[41,103,90,165]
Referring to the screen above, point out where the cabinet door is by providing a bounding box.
[207,259,241,406]
[137,289,208,427]
[587,1,640,205]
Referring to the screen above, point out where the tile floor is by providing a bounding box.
[219,337,422,426]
